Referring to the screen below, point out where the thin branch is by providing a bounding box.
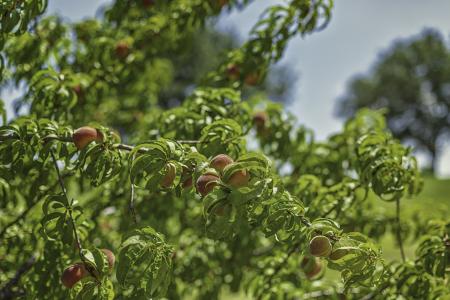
[257,242,301,300]
[50,150,101,282]
[49,150,82,254]
[0,172,73,240]
[395,198,406,262]
[1,133,202,151]
[0,255,36,300]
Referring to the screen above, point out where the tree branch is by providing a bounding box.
[257,241,301,300]
[0,255,36,300]
[0,172,73,240]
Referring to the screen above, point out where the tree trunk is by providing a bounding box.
[430,149,437,174]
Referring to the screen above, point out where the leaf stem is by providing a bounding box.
[129,182,137,224]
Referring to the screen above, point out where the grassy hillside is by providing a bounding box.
[221,176,450,299]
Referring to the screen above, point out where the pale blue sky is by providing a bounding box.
[3,0,450,176]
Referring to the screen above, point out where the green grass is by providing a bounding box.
[378,176,450,261]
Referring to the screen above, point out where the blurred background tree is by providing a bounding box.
[336,29,450,173]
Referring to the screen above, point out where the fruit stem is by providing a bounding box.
[395,198,406,262]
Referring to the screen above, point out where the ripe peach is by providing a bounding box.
[244,72,259,86]
[101,248,115,270]
[73,85,83,97]
[226,64,240,81]
[196,173,219,197]
[182,177,193,189]
[226,169,250,188]
[142,0,154,7]
[61,263,87,288]
[115,41,130,59]
[309,235,332,257]
[301,257,322,279]
[160,163,176,188]
[210,154,234,173]
[253,111,268,131]
[181,167,193,189]
[218,0,228,8]
[72,126,103,150]
[212,203,231,216]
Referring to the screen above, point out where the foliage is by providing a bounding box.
[337,29,450,172]
[0,1,449,300]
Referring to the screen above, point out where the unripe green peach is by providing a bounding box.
[160,163,176,188]
[329,248,349,261]
[210,154,234,173]
[101,248,115,270]
[309,235,332,257]
[196,173,219,197]
[61,263,87,288]
[72,126,103,150]
[226,169,250,188]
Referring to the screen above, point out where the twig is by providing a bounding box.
[395,198,406,262]
[49,150,83,254]
[0,255,36,300]
[0,172,73,240]
[257,242,301,300]
[1,133,202,149]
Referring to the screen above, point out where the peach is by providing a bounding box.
[309,235,332,257]
[253,111,268,131]
[160,163,176,188]
[301,257,322,279]
[115,41,130,59]
[226,169,250,188]
[210,154,234,173]
[101,248,115,270]
[196,173,219,196]
[244,72,259,86]
[72,126,103,150]
[61,263,87,288]
[226,64,240,81]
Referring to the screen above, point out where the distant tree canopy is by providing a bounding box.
[337,29,450,172]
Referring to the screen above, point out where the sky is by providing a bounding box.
[3,0,450,176]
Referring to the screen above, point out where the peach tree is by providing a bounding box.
[0,1,448,299]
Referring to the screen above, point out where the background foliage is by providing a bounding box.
[337,29,450,174]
